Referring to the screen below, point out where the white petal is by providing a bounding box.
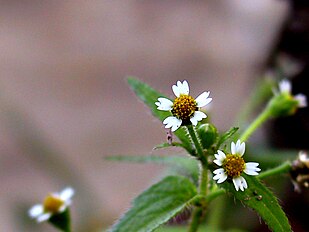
[28,204,44,218]
[172,80,190,97]
[172,82,180,97]
[181,80,189,95]
[232,176,247,191]
[214,150,226,166]
[244,162,261,176]
[163,116,182,132]
[60,187,75,202]
[213,159,222,166]
[58,205,67,213]
[213,168,227,183]
[37,213,52,223]
[190,111,206,126]
[231,141,236,155]
[279,79,291,93]
[216,150,226,161]
[232,140,245,156]
[155,98,173,111]
[195,91,212,107]
[213,168,225,175]
[294,94,307,108]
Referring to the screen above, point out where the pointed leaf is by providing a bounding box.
[221,176,291,232]
[127,77,193,154]
[109,176,197,232]
[154,142,186,150]
[216,127,239,149]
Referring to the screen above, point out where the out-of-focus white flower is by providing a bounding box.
[29,187,74,223]
[278,79,307,108]
[268,79,307,117]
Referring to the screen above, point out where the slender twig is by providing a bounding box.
[258,161,292,180]
[239,108,272,142]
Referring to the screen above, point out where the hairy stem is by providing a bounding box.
[187,125,208,232]
[187,125,204,159]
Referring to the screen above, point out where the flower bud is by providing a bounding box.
[268,79,307,117]
[197,123,218,149]
[267,94,299,117]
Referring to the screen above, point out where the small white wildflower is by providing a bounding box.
[213,140,261,191]
[278,79,307,108]
[28,187,74,223]
[155,80,212,131]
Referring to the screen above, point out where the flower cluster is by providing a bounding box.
[156,80,263,191]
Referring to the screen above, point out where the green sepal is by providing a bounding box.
[220,176,291,232]
[109,176,197,232]
[48,208,71,232]
[127,77,193,154]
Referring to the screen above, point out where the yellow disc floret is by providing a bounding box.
[171,94,197,121]
[43,194,64,213]
[223,154,245,177]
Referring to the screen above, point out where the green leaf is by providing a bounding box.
[153,142,187,150]
[106,155,199,184]
[127,77,193,154]
[221,176,291,232]
[109,176,197,232]
[216,127,239,149]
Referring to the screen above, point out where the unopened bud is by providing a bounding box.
[267,94,300,117]
[197,123,218,149]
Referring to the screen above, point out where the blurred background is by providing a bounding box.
[1,1,308,231]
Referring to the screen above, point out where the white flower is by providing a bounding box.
[299,151,309,166]
[278,79,307,108]
[213,140,261,191]
[155,80,212,131]
[28,187,75,223]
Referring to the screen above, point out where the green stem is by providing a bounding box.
[188,207,203,232]
[239,107,272,142]
[187,125,204,159]
[258,161,292,180]
[189,189,226,232]
[186,125,208,195]
[187,125,208,232]
[204,189,225,202]
[199,163,208,195]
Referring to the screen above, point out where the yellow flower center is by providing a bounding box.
[43,194,64,213]
[171,94,197,121]
[222,154,245,177]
